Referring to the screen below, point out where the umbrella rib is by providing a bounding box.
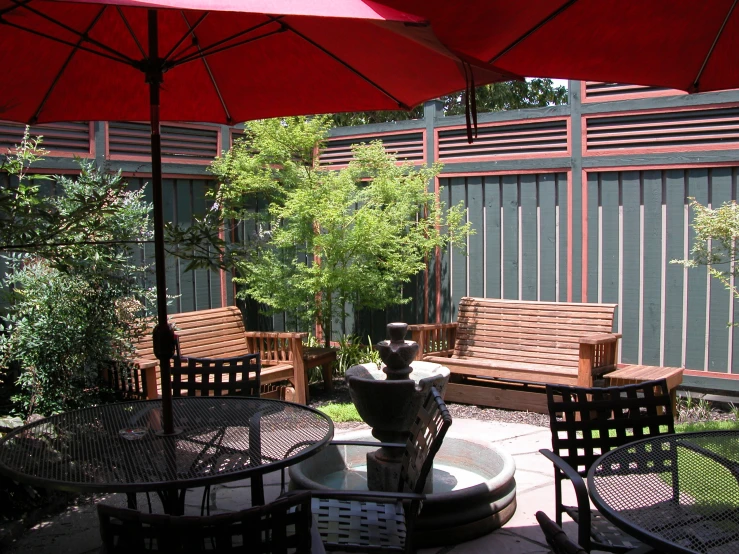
[169,18,284,67]
[116,6,146,58]
[163,11,209,63]
[692,0,738,92]
[179,12,232,124]
[29,7,108,124]
[0,0,30,17]
[0,18,133,66]
[279,20,409,109]
[10,0,139,65]
[488,0,580,64]
[170,27,285,68]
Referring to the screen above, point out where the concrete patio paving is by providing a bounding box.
[4,418,578,554]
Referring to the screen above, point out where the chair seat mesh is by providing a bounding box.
[313,497,407,551]
[564,506,643,551]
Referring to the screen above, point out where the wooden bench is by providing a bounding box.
[119,306,312,404]
[409,298,623,413]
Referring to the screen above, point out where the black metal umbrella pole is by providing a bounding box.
[146,10,177,436]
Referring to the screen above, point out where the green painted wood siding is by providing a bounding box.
[585,167,739,372]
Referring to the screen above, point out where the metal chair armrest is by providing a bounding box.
[540,448,592,547]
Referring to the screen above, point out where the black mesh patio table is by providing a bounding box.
[0,397,333,515]
[588,431,739,554]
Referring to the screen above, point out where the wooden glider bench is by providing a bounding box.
[409,297,683,414]
[115,306,327,404]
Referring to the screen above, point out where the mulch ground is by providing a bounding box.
[307,379,551,428]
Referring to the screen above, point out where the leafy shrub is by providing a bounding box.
[335,334,381,377]
[0,155,153,417]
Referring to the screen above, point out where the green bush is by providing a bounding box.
[335,334,380,377]
[0,156,153,417]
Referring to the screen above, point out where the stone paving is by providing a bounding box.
[5,418,581,554]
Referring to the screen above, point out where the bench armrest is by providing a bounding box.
[578,333,621,387]
[407,323,458,360]
[579,332,622,345]
[244,331,308,404]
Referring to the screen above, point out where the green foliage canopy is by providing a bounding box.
[330,79,568,127]
[202,116,471,345]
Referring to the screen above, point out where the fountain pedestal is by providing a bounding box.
[346,323,450,492]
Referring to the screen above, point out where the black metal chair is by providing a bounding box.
[98,490,321,553]
[537,511,588,554]
[539,379,675,553]
[171,352,262,514]
[309,386,452,553]
[171,353,261,398]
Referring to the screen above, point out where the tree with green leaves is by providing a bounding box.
[0,130,154,415]
[330,79,568,127]
[192,116,470,346]
[673,199,739,311]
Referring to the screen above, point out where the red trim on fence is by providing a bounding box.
[683,369,739,380]
[581,168,588,302]
[120,172,217,179]
[434,116,570,164]
[566,171,573,302]
[320,128,427,169]
[583,102,739,156]
[105,121,221,165]
[434,175,441,324]
[440,168,570,178]
[581,81,686,104]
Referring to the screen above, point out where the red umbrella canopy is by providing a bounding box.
[0,0,515,124]
[381,0,739,94]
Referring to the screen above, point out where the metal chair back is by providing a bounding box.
[98,490,313,553]
[171,353,261,398]
[547,378,675,476]
[399,386,453,494]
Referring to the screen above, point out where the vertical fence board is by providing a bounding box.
[664,170,687,368]
[467,177,485,298]
[558,173,569,302]
[485,176,502,299]
[450,177,467,319]
[502,175,519,299]
[539,173,558,301]
[587,172,600,303]
[686,169,710,370]
[175,179,195,313]
[708,168,732,371]
[521,174,538,300]
[621,171,641,364]
[600,173,621,334]
[440,181,452,322]
[641,170,663,366]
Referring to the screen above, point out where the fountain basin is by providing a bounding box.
[289,430,517,547]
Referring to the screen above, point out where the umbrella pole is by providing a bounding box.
[147,9,177,436]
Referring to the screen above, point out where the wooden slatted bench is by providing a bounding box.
[120,306,311,404]
[409,298,622,413]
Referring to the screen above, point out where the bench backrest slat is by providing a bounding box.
[455,298,617,368]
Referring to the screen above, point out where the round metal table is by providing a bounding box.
[588,431,739,554]
[0,397,334,514]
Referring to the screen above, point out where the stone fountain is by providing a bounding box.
[346,322,450,492]
[289,323,517,546]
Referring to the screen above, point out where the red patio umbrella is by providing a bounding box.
[380,0,739,94]
[0,0,515,434]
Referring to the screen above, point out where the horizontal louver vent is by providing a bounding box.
[585,82,681,101]
[437,119,568,160]
[108,122,219,161]
[0,121,91,155]
[319,131,424,167]
[586,107,739,152]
